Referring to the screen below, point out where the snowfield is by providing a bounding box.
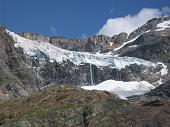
[81,80,155,99]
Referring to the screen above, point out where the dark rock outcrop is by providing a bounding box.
[85,33,128,53]
[127,16,170,40]
[0,27,43,100]
[85,35,112,52]
[112,32,128,44]
[128,80,170,102]
[120,31,170,63]
[18,32,50,42]
[50,36,87,52]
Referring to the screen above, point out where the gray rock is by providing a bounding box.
[127,16,170,40]
[112,32,128,44]
[18,32,50,42]
[128,80,170,102]
[50,36,87,51]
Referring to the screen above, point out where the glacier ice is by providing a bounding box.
[6,29,160,69]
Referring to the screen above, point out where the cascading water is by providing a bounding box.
[90,63,94,86]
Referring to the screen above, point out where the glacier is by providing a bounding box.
[6,29,167,72]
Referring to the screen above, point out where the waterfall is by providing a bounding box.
[90,63,94,86]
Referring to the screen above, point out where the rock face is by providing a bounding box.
[127,16,170,40]
[118,17,170,56]
[128,80,170,102]
[117,17,170,74]
[120,31,170,63]
[83,33,128,53]
[85,35,112,52]
[50,36,87,52]
[29,59,163,87]
[120,31,170,76]
[18,32,50,42]
[112,32,128,44]
[0,27,43,101]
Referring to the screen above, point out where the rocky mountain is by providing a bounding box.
[0,28,167,100]
[0,16,170,126]
[116,17,170,63]
[0,17,170,100]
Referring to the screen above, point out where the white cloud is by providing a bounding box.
[162,7,170,15]
[98,7,170,37]
[50,26,57,34]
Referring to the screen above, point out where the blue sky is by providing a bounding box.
[0,0,170,38]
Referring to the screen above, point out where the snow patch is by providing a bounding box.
[49,59,55,63]
[157,79,164,85]
[114,36,139,51]
[81,80,155,99]
[157,62,168,76]
[129,45,138,48]
[109,42,113,46]
[114,30,151,52]
[156,20,170,31]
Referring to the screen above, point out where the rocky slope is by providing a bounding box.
[0,86,170,127]
[0,86,134,127]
